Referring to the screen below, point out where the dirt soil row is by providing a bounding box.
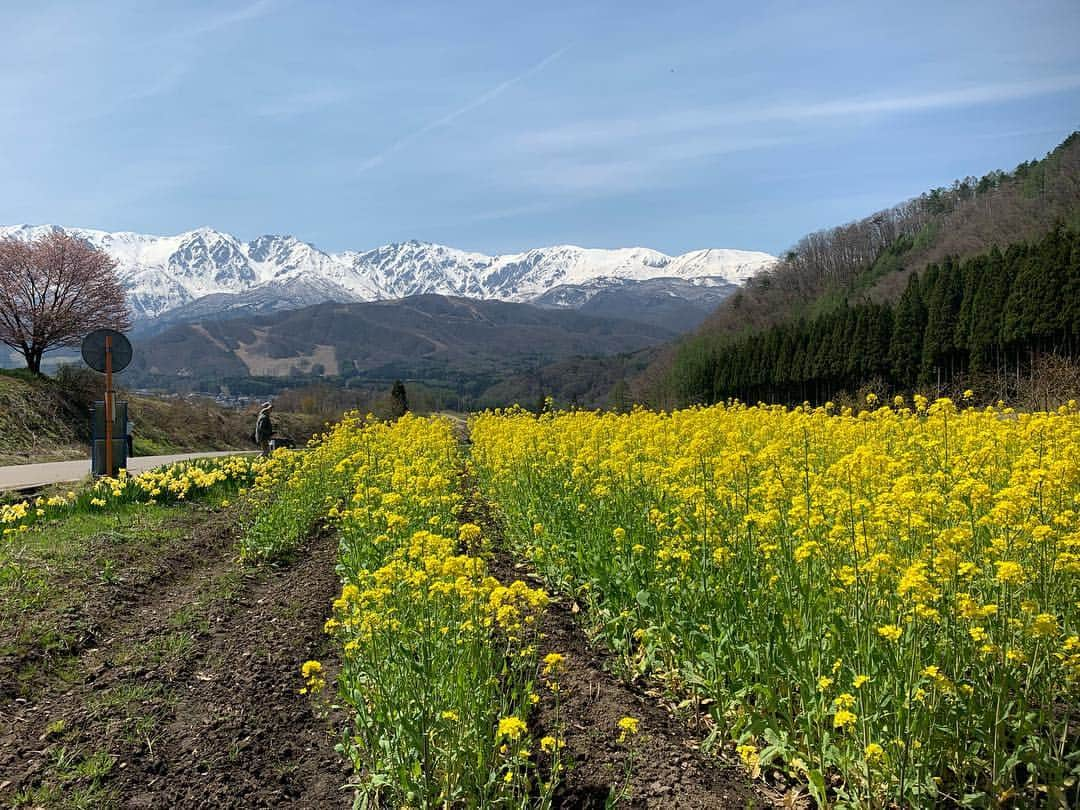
[466,484,770,809]
[517,557,765,809]
[0,509,350,808]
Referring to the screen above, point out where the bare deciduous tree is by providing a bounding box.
[0,230,131,374]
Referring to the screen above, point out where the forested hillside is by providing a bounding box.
[671,226,1080,405]
[652,132,1080,406]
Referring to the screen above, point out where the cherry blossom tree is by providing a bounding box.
[0,230,131,374]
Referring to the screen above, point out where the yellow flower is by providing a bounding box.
[736,743,760,771]
[300,659,326,694]
[1031,613,1058,638]
[458,522,482,544]
[542,652,565,676]
[1005,649,1026,664]
[832,692,856,710]
[617,716,639,736]
[497,716,528,740]
[833,709,857,730]
[877,624,903,642]
[994,560,1026,586]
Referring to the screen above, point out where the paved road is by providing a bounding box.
[0,451,255,492]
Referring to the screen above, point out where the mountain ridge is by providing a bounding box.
[0,224,776,322]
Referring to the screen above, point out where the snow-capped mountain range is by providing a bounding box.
[0,224,776,323]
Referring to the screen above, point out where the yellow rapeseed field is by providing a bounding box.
[471,397,1080,807]
[273,415,561,806]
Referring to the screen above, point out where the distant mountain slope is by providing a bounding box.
[138,276,362,333]
[0,225,775,325]
[0,368,323,465]
[128,295,677,390]
[531,276,739,332]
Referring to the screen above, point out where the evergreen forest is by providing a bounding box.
[671,225,1080,404]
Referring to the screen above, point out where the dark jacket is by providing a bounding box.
[255,410,273,444]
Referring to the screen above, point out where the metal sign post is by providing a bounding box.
[81,328,133,477]
[105,334,113,477]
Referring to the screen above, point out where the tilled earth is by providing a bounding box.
[486,554,766,810]
[0,509,350,809]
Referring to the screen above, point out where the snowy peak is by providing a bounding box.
[666,248,772,285]
[343,240,492,299]
[0,224,776,321]
[168,229,254,288]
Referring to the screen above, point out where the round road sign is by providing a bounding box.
[81,328,133,373]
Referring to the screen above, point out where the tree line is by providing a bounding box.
[671,225,1080,405]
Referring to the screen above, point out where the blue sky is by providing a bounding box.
[1,0,1078,256]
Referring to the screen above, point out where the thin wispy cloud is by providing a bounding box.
[256,87,350,118]
[520,74,1080,151]
[517,135,792,195]
[357,46,570,173]
[63,64,192,127]
[784,74,1080,120]
[186,0,277,36]
[443,201,566,227]
[122,64,189,103]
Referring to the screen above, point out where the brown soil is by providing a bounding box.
[0,513,350,808]
[490,555,764,810]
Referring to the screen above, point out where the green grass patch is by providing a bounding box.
[0,503,205,680]
[131,436,181,457]
[88,683,166,715]
[10,746,117,809]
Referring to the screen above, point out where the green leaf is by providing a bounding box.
[807,769,828,807]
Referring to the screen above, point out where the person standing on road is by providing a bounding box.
[255,401,274,457]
